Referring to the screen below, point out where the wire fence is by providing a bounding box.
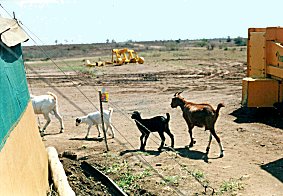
[0,5,217,195]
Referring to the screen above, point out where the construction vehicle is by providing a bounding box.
[111,48,144,65]
[242,27,283,107]
[127,49,145,64]
[112,48,130,65]
[87,48,144,67]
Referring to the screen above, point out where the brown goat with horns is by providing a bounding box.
[171,92,224,157]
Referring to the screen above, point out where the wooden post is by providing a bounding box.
[99,91,109,151]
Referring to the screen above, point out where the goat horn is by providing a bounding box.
[177,91,183,95]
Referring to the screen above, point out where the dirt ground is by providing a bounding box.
[26,48,283,196]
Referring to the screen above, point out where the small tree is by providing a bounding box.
[234,36,246,46]
[175,39,181,44]
[226,36,231,42]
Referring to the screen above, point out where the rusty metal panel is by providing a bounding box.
[242,77,279,107]
[266,41,283,67]
[265,27,283,42]
[248,28,266,34]
[248,32,266,77]
[266,65,283,78]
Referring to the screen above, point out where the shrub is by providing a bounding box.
[234,36,246,46]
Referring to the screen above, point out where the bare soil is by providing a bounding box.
[26,48,283,196]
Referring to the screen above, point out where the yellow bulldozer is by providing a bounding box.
[86,48,144,67]
[112,48,144,65]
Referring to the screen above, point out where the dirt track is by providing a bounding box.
[26,48,283,195]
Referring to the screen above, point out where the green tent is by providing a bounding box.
[0,17,30,150]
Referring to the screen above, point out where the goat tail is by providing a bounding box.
[215,103,225,119]
[108,107,113,116]
[47,92,58,101]
[47,92,59,113]
[166,113,170,123]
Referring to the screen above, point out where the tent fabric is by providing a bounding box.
[0,17,29,47]
[0,43,30,151]
[0,16,30,150]
[0,17,14,33]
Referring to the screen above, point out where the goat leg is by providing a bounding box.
[96,125,101,137]
[188,127,196,147]
[53,110,64,133]
[143,134,150,151]
[105,124,114,138]
[166,130,174,148]
[140,133,149,151]
[109,124,115,138]
[210,129,224,158]
[42,113,51,133]
[206,133,213,154]
[158,132,166,152]
[140,134,146,151]
[85,125,91,139]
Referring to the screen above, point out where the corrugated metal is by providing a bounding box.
[0,17,29,47]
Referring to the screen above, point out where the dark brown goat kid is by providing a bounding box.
[171,92,224,157]
[131,111,174,152]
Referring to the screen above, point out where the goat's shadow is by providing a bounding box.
[41,132,62,136]
[230,107,283,130]
[119,147,221,163]
[174,147,222,163]
[120,149,162,156]
[69,137,104,142]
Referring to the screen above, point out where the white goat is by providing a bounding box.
[75,108,114,139]
[31,92,64,134]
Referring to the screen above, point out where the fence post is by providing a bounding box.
[99,91,109,151]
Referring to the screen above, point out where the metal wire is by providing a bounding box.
[0,5,216,194]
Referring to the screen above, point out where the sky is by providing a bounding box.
[0,0,283,46]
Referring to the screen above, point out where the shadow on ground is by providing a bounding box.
[119,149,161,156]
[230,107,283,130]
[174,147,222,163]
[120,147,223,163]
[69,137,104,142]
[261,158,283,183]
[42,132,61,136]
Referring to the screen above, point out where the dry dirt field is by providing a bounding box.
[25,46,283,195]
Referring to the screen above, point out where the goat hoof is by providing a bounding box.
[219,153,224,158]
[185,145,191,150]
[40,131,45,137]
[189,141,196,147]
[206,147,210,153]
[60,130,64,133]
